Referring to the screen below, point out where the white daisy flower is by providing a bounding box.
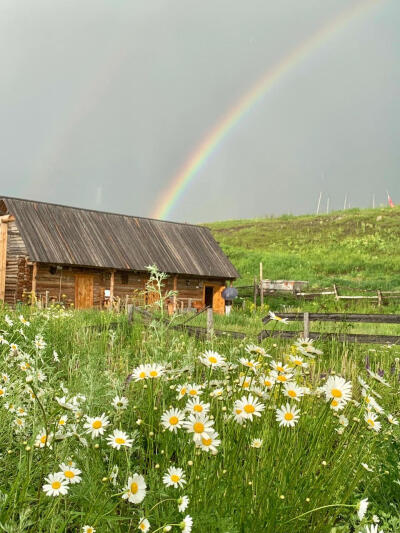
[270,370,293,384]
[387,414,399,425]
[163,466,186,488]
[363,524,383,533]
[364,412,381,432]
[0,387,7,398]
[198,430,221,453]
[131,364,149,381]
[283,382,305,402]
[122,474,146,504]
[82,525,96,533]
[84,414,110,438]
[177,495,190,512]
[106,429,133,450]
[259,374,275,389]
[323,376,352,405]
[199,350,226,368]
[112,395,128,410]
[185,398,210,416]
[250,438,263,448]
[53,350,60,362]
[270,360,289,373]
[186,383,203,397]
[275,403,300,428]
[161,408,186,432]
[35,429,53,448]
[42,472,69,497]
[366,369,390,387]
[239,358,261,372]
[180,515,193,533]
[5,315,14,326]
[147,363,166,378]
[19,315,30,326]
[361,463,374,472]
[138,518,150,532]
[357,498,369,521]
[289,354,308,368]
[59,463,82,484]
[183,414,214,444]
[245,344,270,358]
[234,394,265,421]
[269,311,289,324]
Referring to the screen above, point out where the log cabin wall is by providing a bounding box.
[4,220,30,306]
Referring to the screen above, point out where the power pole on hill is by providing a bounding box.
[316,192,322,215]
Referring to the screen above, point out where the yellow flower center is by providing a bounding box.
[92,420,102,429]
[64,470,75,479]
[331,400,339,407]
[243,381,250,388]
[288,390,297,398]
[193,404,203,412]
[180,387,186,395]
[331,389,342,398]
[244,404,255,414]
[130,482,138,494]
[139,525,146,531]
[208,356,217,364]
[169,416,179,425]
[189,389,197,396]
[202,437,212,446]
[149,370,158,377]
[51,481,61,489]
[115,437,125,444]
[171,474,180,483]
[139,371,146,379]
[0,390,3,395]
[247,361,254,367]
[264,380,271,387]
[277,366,285,372]
[367,418,375,427]
[40,435,47,444]
[277,375,287,382]
[193,422,204,433]
[284,412,294,421]
[59,419,65,425]
[294,360,302,366]
[235,409,242,415]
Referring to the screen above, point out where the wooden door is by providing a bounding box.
[212,285,225,315]
[75,274,93,309]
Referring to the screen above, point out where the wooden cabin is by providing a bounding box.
[0,197,238,313]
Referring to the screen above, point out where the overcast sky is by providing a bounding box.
[0,0,399,222]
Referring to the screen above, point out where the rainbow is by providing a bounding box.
[151,0,382,220]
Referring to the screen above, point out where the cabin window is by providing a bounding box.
[49,266,57,275]
[104,289,110,298]
[121,272,129,284]
[204,286,214,308]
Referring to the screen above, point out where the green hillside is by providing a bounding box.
[206,207,400,290]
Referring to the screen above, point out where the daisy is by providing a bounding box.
[84,414,110,438]
[147,363,165,378]
[178,495,190,512]
[357,498,369,521]
[176,384,188,400]
[53,350,60,362]
[363,525,383,533]
[180,515,193,533]
[112,395,128,410]
[14,417,25,430]
[58,415,68,427]
[34,335,46,350]
[42,473,69,497]
[198,430,221,453]
[275,403,300,428]
[183,414,214,444]
[0,387,6,398]
[199,350,226,368]
[107,429,133,449]
[35,429,53,448]
[138,518,150,532]
[234,394,265,421]
[122,474,147,504]
[163,466,186,488]
[239,375,254,389]
[259,374,275,389]
[59,463,82,484]
[1,373,9,383]
[387,414,399,425]
[271,371,293,384]
[82,527,96,533]
[271,361,289,373]
[366,369,390,387]
[185,398,210,416]
[295,337,322,355]
[161,408,185,432]
[5,315,14,326]
[268,311,289,324]
[364,412,381,432]
[9,343,18,352]
[131,364,149,381]
[0,335,8,345]
[283,382,305,402]
[361,463,374,472]
[338,415,349,427]
[245,344,270,358]
[323,376,352,405]
[289,354,308,368]
[250,438,263,448]
[239,358,260,372]
[186,383,203,397]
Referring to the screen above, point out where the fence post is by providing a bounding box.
[333,284,339,300]
[207,307,214,339]
[259,263,264,307]
[303,311,310,338]
[127,304,134,324]
[253,277,257,308]
[377,290,383,307]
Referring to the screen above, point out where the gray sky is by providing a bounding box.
[0,0,399,222]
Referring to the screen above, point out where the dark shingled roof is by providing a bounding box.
[1,197,238,279]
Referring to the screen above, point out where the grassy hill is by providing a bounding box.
[206,207,400,290]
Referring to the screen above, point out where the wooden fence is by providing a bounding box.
[258,312,400,345]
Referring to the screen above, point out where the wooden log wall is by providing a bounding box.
[4,220,29,305]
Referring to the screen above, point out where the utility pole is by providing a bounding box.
[372,194,375,209]
[316,192,322,215]
[343,194,347,210]
[326,197,330,214]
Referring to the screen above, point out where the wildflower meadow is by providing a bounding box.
[0,301,400,532]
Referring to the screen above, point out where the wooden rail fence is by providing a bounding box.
[259,312,400,345]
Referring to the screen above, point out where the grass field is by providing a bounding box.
[1,303,400,533]
[206,206,400,290]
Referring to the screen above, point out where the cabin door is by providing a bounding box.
[75,274,93,309]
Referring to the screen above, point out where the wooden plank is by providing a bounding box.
[173,275,178,312]
[303,312,310,338]
[258,330,400,345]
[0,221,8,301]
[262,312,400,324]
[31,262,38,304]
[110,270,115,308]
